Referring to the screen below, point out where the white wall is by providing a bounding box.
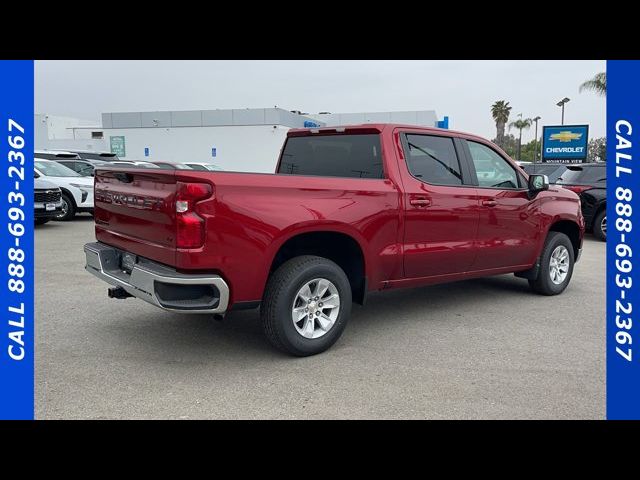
[46,138,108,151]
[103,124,291,173]
[35,114,105,151]
[307,110,439,128]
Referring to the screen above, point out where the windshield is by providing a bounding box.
[34,160,80,177]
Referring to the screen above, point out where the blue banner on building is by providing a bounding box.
[607,60,640,419]
[542,125,589,163]
[0,61,34,420]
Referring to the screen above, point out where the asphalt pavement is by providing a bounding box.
[35,215,605,419]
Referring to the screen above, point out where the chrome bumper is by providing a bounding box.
[84,242,229,314]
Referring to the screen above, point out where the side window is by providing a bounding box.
[78,163,94,176]
[467,141,521,189]
[404,134,463,186]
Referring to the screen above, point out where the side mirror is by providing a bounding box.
[34,171,40,178]
[528,174,549,193]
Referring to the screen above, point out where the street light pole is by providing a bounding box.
[532,116,541,163]
[556,97,570,125]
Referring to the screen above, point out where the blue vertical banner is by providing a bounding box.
[0,61,34,419]
[607,60,640,419]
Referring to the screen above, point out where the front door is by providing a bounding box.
[463,139,539,270]
[399,132,479,278]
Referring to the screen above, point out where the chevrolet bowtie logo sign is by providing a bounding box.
[549,130,583,142]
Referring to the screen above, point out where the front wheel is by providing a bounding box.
[261,255,352,356]
[593,209,606,241]
[54,193,76,221]
[529,231,575,295]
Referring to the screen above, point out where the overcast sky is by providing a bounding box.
[35,60,606,140]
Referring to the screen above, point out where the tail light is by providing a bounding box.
[175,182,212,248]
[563,185,591,194]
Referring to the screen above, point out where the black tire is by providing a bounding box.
[54,193,76,221]
[593,209,606,241]
[528,232,575,296]
[261,255,352,356]
[35,218,50,225]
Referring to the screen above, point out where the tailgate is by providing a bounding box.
[94,168,177,266]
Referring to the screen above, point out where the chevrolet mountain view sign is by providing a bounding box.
[541,125,589,163]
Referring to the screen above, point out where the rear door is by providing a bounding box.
[462,139,539,270]
[398,131,479,278]
[94,168,177,265]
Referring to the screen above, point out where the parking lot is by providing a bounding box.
[35,216,605,419]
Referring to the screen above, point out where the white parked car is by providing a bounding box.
[34,158,94,221]
[183,162,223,171]
[109,160,160,169]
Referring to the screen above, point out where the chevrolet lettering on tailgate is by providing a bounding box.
[95,189,165,210]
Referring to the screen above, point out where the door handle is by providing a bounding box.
[482,199,498,207]
[410,197,431,207]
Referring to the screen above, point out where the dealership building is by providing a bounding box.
[35,108,449,172]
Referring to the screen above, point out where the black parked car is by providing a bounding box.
[522,163,568,184]
[65,150,120,162]
[556,163,607,241]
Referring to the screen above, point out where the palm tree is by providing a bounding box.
[491,100,512,148]
[580,72,606,96]
[509,116,532,161]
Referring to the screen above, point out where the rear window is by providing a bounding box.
[524,164,567,183]
[78,152,118,161]
[557,166,606,185]
[278,134,383,179]
[35,152,80,160]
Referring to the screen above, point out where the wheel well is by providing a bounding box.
[59,188,77,208]
[270,231,367,305]
[549,221,581,258]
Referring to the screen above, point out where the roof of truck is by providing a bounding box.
[287,123,488,141]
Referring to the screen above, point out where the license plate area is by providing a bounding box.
[45,203,56,211]
[119,252,138,274]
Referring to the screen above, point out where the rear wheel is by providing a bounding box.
[54,193,76,221]
[261,255,352,356]
[593,209,606,241]
[529,232,575,295]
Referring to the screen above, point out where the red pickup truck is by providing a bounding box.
[84,124,584,356]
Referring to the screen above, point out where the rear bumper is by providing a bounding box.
[84,242,229,314]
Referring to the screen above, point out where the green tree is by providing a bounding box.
[587,137,606,162]
[509,117,532,161]
[580,72,606,96]
[491,100,512,148]
[519,138,541,162]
